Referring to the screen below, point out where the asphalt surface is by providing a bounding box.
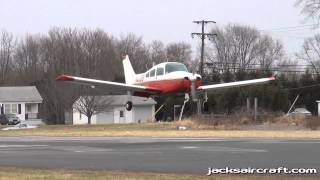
[0,136,319,175]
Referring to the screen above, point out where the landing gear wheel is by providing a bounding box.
[126,101,133,111]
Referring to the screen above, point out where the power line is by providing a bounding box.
[283,83,320,91]
[206,62,313,67]
[259,24,318,32]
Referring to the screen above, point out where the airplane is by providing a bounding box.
[56,55,275,114]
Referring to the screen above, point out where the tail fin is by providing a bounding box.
[122,55,136,84]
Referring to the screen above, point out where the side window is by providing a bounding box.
[11,104,18,114]
[4,104,10,113]
[4,104,18,114]
[146,72,150,78]
[150,69,156,77]
[156,68,164,76]
[120,110,124,117]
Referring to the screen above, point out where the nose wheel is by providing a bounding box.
[125,101,133,111]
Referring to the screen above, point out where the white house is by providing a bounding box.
[0,86,43,121]
[71,95,156,124]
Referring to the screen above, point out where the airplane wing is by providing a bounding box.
[198,77,275,92]
[55,75,162,96]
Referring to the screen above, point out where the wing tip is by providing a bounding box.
[56,75,75,81]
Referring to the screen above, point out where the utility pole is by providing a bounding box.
[191,20,216,77]
[191,20,216,116]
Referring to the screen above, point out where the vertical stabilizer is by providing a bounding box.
[122,55,136,85]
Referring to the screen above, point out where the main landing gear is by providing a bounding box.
[125,101,133,111]
[179,93,190,121]
[126,91,133,111]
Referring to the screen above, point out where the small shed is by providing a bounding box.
[0,86,43,121]
[71,95,156,124]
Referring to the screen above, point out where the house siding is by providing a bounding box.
[133,105,154,123]
[72,105,154,124]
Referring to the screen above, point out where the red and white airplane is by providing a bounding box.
[56,55,275,111]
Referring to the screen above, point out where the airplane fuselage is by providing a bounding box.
[133,62,201,96]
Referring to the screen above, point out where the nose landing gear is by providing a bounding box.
[179,93,190,121]
[202,91,209,112]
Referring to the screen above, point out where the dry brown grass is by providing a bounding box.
[0,167,317,180]
[0,123,320,138]
[0,114,320,138]
[305,117,320,130]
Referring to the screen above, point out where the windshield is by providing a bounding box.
[165,63,188,74]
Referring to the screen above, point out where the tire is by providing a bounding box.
[125,101,133,111]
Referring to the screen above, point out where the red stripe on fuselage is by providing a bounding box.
[136,79,201,95]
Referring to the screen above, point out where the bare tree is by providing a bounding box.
[297,34,320,74]
[296,0,320,23]
[117,33,150,73]
[166,42,192,64]
[256,36,283,71]
[149,40,167,65]
[208,24,283,77]
[14,34,43,84]
[73,88,113,124]
[0,30,15,85]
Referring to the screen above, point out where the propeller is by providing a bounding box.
[185,73,201,102]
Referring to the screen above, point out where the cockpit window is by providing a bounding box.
[165,63,188,74]
[156,68,164,76]
[150,69,156,77]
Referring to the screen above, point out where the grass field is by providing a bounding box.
[0,167,317,180]
[0,122,320,138]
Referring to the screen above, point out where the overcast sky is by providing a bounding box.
[0,0,317,56]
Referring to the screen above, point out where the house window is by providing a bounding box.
[4,104,18,114]
[26,104,32,113]
[4,104,10,113]
[120,110,124,118]
[11,104,18,114]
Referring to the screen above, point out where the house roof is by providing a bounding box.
[0,86,43,103]
[78,95,156,106]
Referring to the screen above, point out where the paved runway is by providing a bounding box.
[0,136,319,175]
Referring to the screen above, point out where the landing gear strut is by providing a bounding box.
[202,91,209,112]
[179,93,190,121]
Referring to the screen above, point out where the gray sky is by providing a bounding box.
[0,0,317,56]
